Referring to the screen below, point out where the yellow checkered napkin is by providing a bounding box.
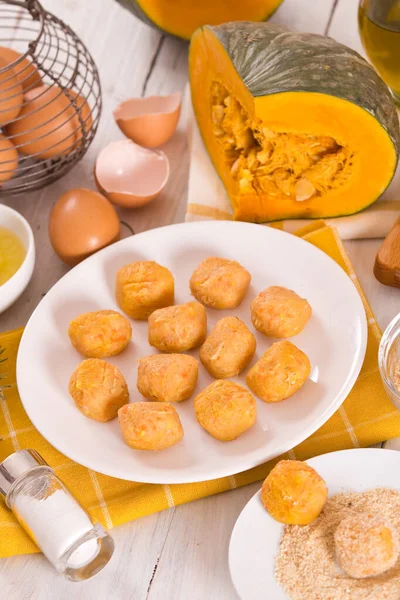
[1,221,400,558]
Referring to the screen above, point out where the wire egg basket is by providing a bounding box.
[0,0,102,196]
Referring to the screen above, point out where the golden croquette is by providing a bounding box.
[334,513,399,579]
[115,260,174,320]
[251,286,311,338]
[194,379,256,441]
[261,460,327,525]
[148,301,207,352]
[118,402,184,451]
[200,316,256,378]
[137,354,199,402]
[189,256,251,309]
[69,358,129,422]
[68,309,132,358]
[246,340,310,403]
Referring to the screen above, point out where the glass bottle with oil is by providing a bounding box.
[359,0,400,103]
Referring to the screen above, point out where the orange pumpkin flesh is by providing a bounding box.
[129,0,283,40]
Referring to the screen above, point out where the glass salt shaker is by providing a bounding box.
[0,449,114,581]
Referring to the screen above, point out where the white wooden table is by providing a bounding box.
[1,0,400,598]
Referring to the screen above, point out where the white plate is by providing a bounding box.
[229,448,400,600]
[17,221,367,483]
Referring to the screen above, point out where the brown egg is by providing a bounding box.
[5,85,90,159]
[95,140,169,208]
[6,85,75,158]
[0,57,23,126]
[0,47,42,91]
[49,188,120,266]
[0,133,18,185]
[113,92,181,148]
[67,90,93,144]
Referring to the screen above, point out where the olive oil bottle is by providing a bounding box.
[359,0,400,102]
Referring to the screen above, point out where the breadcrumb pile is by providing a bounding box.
[275,488,400,600]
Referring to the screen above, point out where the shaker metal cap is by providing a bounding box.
[0,449,49,501]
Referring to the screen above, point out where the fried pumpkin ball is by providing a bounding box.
[189,256,251,309]
[137,354,199,402]
[334,513,399,579]
[246,340,310,403]
[261,460,328,525]
[68,309,132,358]
[251,286,312,338]
[118,402,184,451]
[69,358,129,422]
[200,316,256,379]
[148,301,207,353]
[115,260,174,320]
[194,380,257,441]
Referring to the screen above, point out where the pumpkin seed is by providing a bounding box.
[257,148,271,164]
[213,127,225,137]
[262,128,277,139]
[295,178,316,202]
[231,158,241,175]
[212,105,224,124]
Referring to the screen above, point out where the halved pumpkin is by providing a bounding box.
[116,0,283,40]
[189,22,400,222]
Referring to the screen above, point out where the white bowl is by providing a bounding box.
[0,204,35,314]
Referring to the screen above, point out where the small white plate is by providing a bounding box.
[229,448,400,600]
[17,221,367,483]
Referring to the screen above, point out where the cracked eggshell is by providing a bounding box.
[95,139,170,208]
[113,92,181,148]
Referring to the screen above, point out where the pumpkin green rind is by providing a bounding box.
[211,22,400,152]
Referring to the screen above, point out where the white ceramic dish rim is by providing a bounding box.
[0,204,35,314]
[228,448,400,600]
[16,221,367,483]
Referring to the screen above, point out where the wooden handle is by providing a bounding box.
[374,216,400,287]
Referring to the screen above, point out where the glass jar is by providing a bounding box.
[358,0,400,103]
[0,449,114,581]
[379,312,400,410]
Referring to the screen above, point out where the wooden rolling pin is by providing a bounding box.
[374,217,400,287]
